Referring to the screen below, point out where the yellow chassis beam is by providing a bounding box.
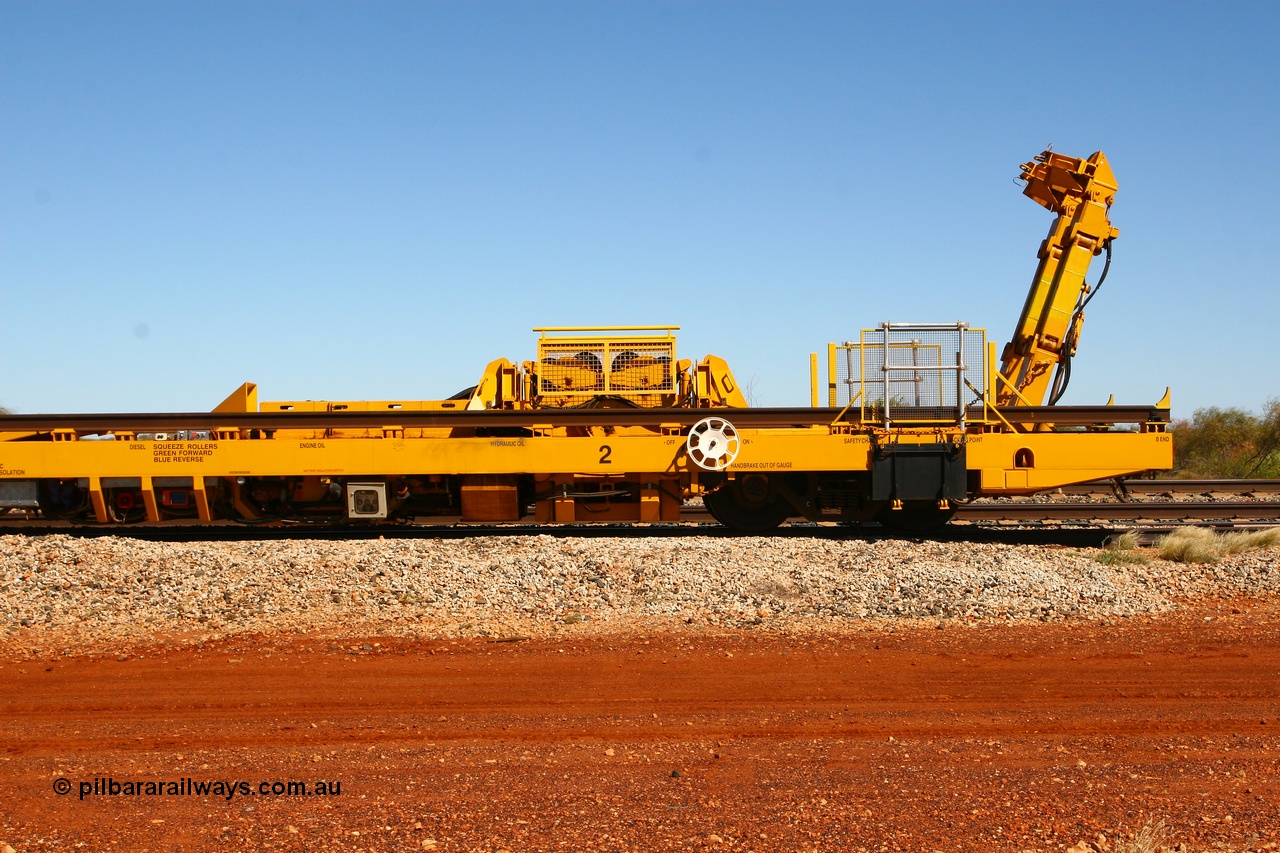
[0,429,1170,490]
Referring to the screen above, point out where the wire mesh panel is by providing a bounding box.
[534,328,678,401]
[833,324,986,425]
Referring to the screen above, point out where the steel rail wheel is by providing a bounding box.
[704,481,790,533]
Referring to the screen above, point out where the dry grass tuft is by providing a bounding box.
[1158,527,1220,563]
[1158,526,1280,563]
[1114,818,1168,853]
[1110,530,1142,551]
[1219,527,1280,555]
[1095,530,1151,565]
[1070,819,1171,853]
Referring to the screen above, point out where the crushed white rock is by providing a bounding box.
[0,533,1275,654]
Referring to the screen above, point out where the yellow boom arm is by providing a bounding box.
[997,150,1119,407]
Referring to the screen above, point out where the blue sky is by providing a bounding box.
[2,1,1277,416]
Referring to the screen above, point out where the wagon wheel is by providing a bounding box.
[703,475,791,533]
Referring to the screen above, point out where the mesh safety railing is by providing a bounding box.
[831,323,987,427]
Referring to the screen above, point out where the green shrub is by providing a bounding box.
[1094,549,1150,566]
[1172,398,1280,478]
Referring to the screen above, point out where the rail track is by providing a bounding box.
[954,501,1280,524]
[1,479,1277,537]
[1048,478,1280,498]
[954,478,1280,526]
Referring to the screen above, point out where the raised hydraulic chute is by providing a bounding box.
[997,149,1119,408]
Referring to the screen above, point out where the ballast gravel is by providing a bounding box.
[1,532,1276,655]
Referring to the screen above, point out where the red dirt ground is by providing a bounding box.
[2,600,1279,852]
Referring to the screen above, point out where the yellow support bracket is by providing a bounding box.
[140,476,160,522]
[88,478,108,523]
[992,368,1038,408]
[967,379,1016,432]
[829,391,862,427]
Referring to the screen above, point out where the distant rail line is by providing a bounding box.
[954,501,1280,524]
[955,478,1280,527]
[1051,478,1280,498]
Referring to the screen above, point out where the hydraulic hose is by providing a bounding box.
[1048,239,1112,406]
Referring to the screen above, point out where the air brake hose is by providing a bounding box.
[1079,238,1112,312]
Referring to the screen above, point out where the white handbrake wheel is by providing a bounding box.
[686,417,740,471]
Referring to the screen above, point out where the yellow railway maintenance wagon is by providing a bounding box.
[0,322,1171,532]
[0,150,1174,532]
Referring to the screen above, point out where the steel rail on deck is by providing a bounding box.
[0,404,1169,433]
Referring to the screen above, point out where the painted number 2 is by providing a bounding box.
[598,445,612,464]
